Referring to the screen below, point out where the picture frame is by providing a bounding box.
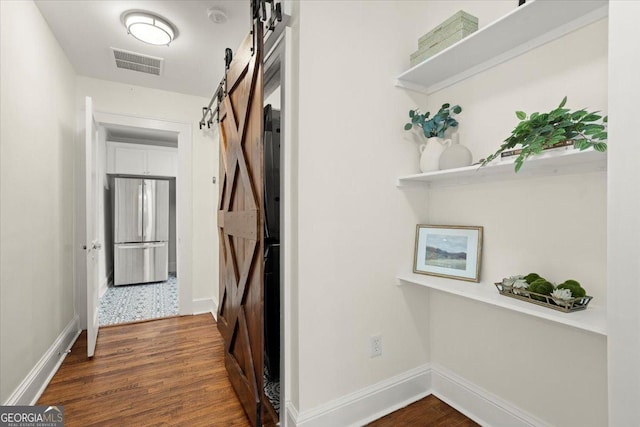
[413,225,483,282]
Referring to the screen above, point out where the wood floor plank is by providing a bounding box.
[38,315,476,426]
[38,315,251,427]
[367,395,479,427]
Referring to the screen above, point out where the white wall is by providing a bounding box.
[293,0,435,413]
[0,0,77,403]
[76,76,219,306]
[417,3,609,426]
[292,1,610,425]
[607,2,640,425]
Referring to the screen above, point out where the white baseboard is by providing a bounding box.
[3,315,80,406]
[285,403,299,427]
[192,297,218,320]
[286,363,545,427]
[288,364,431,427]
[430,363,548,427]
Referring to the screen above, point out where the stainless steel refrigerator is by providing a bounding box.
[113,177,169,286]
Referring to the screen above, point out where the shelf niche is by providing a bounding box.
[395,0,608,95]
[398,272,607,336]
[396,149,606,189]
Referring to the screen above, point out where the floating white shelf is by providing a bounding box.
[396,148,606,188]
[395,0,608,94]
[397,272,607,336]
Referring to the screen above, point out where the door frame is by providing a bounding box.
[75,111,193,329]
[263,25,294,427]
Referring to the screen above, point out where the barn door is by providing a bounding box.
[216,19,265,427]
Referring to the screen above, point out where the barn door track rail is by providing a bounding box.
[199,0,284,130]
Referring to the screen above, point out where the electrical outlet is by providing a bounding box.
[370,335,382,358]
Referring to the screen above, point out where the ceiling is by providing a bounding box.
[35,1,250,97]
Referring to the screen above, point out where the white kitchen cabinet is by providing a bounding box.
[107,142,178,177]
[146,149,178,176]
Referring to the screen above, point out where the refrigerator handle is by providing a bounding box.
[138,183,143,238]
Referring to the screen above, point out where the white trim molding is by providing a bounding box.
[3,316,80,406]
[286,363,546,427]
[192,297,218,320]
[288,365,431,427]
[430,363,548,427]
[90,111,193,318]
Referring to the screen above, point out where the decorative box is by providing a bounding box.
[410,11,479,67]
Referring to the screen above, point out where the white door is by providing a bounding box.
[85,97,101,357]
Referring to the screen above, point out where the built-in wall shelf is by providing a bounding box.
[396,148,606,189]
[397,272,607,335]
[395,0,608,94]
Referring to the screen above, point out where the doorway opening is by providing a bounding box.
[76,110,193,339]
[97,125,180,326]
[263,29,285,421]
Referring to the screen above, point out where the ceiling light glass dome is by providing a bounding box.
[124,12,176,46]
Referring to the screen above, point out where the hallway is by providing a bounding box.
[37,315,251,426]
[36,313,479,426]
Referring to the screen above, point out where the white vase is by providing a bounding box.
[438,133,472,170]
[419,137,448,173]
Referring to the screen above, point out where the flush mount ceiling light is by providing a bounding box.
[124,11,176,46]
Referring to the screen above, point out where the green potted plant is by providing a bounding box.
[404,103,462,172]
[481,97,608,172]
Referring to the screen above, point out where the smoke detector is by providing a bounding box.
[207,8,228,24]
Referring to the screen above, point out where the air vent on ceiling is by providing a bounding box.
[112,48,163,76]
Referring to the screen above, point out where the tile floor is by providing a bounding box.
[99,273,178,326]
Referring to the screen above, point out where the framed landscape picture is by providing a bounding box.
[414,225,483,282]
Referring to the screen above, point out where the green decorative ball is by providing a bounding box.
[524,273,542,284]
[529,280,554,301]
[557,281,586,298]
[563,279,581,288]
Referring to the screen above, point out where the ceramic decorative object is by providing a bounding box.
[439,133,472,170]
[419,137,448,173]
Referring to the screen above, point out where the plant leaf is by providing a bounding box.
[515,158,524,173]
[559,96,567,108]
[409,110,415,118]
[582,114,602,122]
[571,110,588,120]
[404,123,413,131]
[594,131,607,140]
[594,142,608,152]
[441,103,450,109]
[516,111,527,120]
[452,105,462,114]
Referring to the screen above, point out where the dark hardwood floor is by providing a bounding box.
[368,395,479,427]
[38,314,250,426]
[38,314,477,426]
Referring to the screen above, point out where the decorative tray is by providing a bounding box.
[494,283,593,313]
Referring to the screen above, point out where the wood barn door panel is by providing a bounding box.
[217,21,265,427]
